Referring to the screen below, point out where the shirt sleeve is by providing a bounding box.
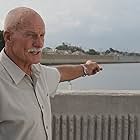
[42,65,60,97]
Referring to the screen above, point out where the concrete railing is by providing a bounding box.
[50,90,140,140]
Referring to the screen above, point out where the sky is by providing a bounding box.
[0,0,140,52]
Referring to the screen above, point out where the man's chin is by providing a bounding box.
[29,58,41,64]
[31,56,41,64]
[32,60,41,64]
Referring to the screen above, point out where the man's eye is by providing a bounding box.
[26,33,36,38]
[40,34,44,37]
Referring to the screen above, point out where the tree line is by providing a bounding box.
[55,42,100,55]
[0,30,4,51]
[54,42,140,56]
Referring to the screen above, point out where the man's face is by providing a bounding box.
[9,16,45,66]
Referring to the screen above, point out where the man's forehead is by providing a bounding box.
[23,22,45,32]
[4,7,45,32]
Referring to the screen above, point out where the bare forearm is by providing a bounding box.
[56,64,84,82]
[56,60,103,82]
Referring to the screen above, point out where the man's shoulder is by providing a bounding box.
[32,63,59,75]
[39,64,58,72]
[38,64,60,78]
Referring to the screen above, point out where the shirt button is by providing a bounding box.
[46,126,48,129]
[41,105,44,109]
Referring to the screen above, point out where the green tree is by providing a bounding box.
[86,49,100,55]
[55,42,85,53]
[55,42,69,50]
[0,30,4,51]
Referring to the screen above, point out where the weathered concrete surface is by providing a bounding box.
[41,54,140,65]
[51,90,140,140]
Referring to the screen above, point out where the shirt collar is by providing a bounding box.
[0,49,41,85]
[31,64,41,79]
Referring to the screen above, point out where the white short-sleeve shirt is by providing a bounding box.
[0,49,60,140]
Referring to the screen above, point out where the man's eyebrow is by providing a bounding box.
[24,31,45,35]
[25,31,36,34]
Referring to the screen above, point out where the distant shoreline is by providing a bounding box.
[41,54,140,65]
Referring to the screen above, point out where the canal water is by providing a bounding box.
[58,63,140,90]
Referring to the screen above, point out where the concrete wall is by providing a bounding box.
[41,54,114,64]
[41,54,140,65]
[51,90,140,140]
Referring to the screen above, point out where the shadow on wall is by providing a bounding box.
[0,30,5,52]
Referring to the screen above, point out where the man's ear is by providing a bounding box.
[3,31,13,47]
[3,31,11,42]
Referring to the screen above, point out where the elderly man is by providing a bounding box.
[0,7,102,140]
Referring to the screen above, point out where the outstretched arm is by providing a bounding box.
[56,60,103,82]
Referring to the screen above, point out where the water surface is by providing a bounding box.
[58,63,140,90]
